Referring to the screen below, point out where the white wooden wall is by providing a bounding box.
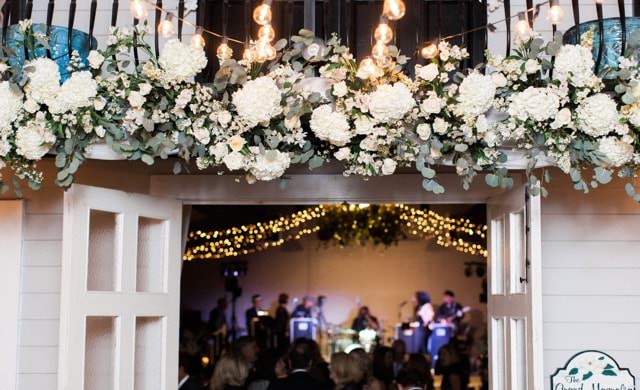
[540,173,640,389]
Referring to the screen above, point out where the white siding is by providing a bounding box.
[541,174,640,389]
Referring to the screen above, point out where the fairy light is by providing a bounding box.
[157,13,175,38]
[420,42,439,60]
[258,24,276,42]
[514,12,531,38]
[129,0,148,19]
[191,26,206,48]
[253,0,273,25]
[546,0,564,25]
[217,38,234,62]
[374,18,393,44]
[382,0,406,21]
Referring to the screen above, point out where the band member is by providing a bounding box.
[274,293,290,350]
[292,296,314,318]
[415,291,434,327]
[208,297,228,336]
[351,306,380,332]
[245,294,263,335]
[435,290,465,327]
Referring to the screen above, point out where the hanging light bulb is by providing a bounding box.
[191,27,206,48]
[358,57,381,78]
[383,0,406,21]
[514,11,531,38]
[258,24,276,42]
[374,18,393,44]
[255,40,277,62]
[217,39,234,62]
[372,40,389,61]
[129,0,148,19]
[420,42,439,60]
[243,43,257,63]
[546,0,564,25]
[253,1,273,26]
[158,13,175,38]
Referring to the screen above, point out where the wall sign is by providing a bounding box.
[551,350,636,390]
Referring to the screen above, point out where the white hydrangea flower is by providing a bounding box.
[598,136,634,167]
[15,120,56,160]
[455,72,496,118]
[232,76,283,127]
[250,150,291,181]
[24,58,60,105]
[158,39,208,83]
[368,83,416,123]
[57,71,98,111]
[553,44,595,88]
[223,151,246,170]
[508,87,559,122]
[0,81,23,131]
[576,93,619,137]
[310,104,352,146]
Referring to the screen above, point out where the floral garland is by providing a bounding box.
[1,21,640,199]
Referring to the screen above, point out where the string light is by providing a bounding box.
[514,12,531,38]
[253,1,273,26]
[243,43,257,63]
[374,18,394,44]
[129,0,148,19]
[358,57,381,77]
[382,0,406,21]
[254,40,277,61]
[191,27,206,48]
[157,13,175,38]
[420,43,439,60]
[546,0,564,25]
[371,41,389,62]
[217,39,234,62]
[258,24,276,42]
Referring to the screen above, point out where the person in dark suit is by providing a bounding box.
[291,296,314,318]
[267,340,324,390]
[435,290,465,327]
[178,354,203,390]
[274,293,290,351]
[245,294,263,336]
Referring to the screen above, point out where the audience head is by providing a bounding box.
[391,339,407,362]
[348,347,371,378]
[253,349,281,381]
[217,297,228,310]
[289,338,316,370]
[233,336,259,365]
[395,369,426,390]
[330,352,364,388]
[405,353,431,383]
[415,291,430,306]
[443,290,455,304]
[278,293,289,305]
[252,294,262,308]
[372,346,395,383]
[210,352,249,390]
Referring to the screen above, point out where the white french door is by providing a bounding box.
[487,185,543,390]
[59,184,183,390]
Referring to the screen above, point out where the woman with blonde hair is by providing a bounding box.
[211,352,250,390]
[330,352,364,390]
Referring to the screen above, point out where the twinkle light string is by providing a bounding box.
[184,205,488,261]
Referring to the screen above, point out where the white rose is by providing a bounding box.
[223,152,245,171]
[525,59,540,74]
[218,111,232,127]
[332,81,348,98]
[355,116,375,135]
[94,125,106,137]
[381,158,397,175]
[138,83,152,96]
[416,63,439,82]
[420,95,442,116]
[93,97,106,111]
[334,147,351,161]
[416,123,432,140]
[128,91,146,108]
[87,50,105,69]
[491,73,507,88]
[433,117,448,134]
[193,128,210,144]
[550,108,572,129]
[228,135,246,152]
[23,99,39,114]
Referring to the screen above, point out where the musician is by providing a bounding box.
[351,306,380,332]
[435,290,465,327]
[415,291,434,327]
[292,296,314,318]
[245,294,263,335]
[274,293,290,350]
[208,297,228,336]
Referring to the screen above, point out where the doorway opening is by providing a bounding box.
[179,203,489,389]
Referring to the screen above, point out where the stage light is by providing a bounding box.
[514,12,530,38]
[258,24,276,42]
[546,0,564,25]
[420,43,439,60]
[191,27,206,48]
[383,0,406,21]
[374,20,393,44]
[217,39,234,62]
[372,41,389,62]
[253,2,273,26]
[129,0,148,19]
[158,13,175,38]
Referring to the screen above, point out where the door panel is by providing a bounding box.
[59,184,182,390]
[487,186,542,390]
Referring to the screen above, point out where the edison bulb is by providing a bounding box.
[217,42,234,62]
[546,4,564,24]
[383,0,406,21]
[358,57,380,78]
[253,4,272,26]
[158,18,175,38]
[255,41,277,61]
[514,13,530,38]
[374,22,393,44]
[372,41,389,61]
[420,43,439,60]
[129,0,148,19]
[191,33,206,48]
[258,24,275,42]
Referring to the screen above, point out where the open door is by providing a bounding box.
[487,185,543,390]
[58,184,183,390]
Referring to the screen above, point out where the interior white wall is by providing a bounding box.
[181,236,487,344]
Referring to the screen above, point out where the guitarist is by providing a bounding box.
[434,290,465,329]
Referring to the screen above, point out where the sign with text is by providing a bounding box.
[551,350,636,390]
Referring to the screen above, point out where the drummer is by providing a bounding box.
[351,306,380,332]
